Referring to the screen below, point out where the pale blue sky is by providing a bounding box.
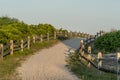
[0,0,120,34]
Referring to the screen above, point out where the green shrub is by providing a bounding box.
[94,30,120,52]
[0,16,57,44]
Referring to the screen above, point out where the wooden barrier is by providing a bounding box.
[80,40,84,47]
[10,40,14,55]
[117,52,120,61]
[87,54,92,68]
[88,46,91,54]
[0,44,3,61]
[40,34,43,42]
[27,36,30,49]
[21,40,24,51]
[117,52,120,79]
[98,52,102,68]
[0,31,89,63]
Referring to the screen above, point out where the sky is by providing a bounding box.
[0,0,120,34]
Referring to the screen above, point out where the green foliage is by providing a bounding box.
[0,16,19,26]
[36,24,56,35]
[94,31,120,52]
[0,16,57,44]
[58,28,68,33]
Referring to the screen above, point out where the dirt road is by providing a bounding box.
[17,38,81,80]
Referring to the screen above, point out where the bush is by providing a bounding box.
[0,16,57,44]
[94,30,120,52]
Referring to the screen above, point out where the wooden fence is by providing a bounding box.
[0,31,90,62]
[79,30,120,75]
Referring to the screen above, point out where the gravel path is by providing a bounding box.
[17,39,81,80]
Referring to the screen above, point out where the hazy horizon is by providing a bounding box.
[0,0,120,34]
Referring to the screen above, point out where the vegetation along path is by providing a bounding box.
[17,38,81,80]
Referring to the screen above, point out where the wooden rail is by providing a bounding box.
[0,31,90,61]
[79,30,120,74]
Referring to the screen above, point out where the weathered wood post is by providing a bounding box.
[33,35,35,43]
[54,32,56,39]
[87,54,92,68]
[98,52,102,68]
[10,40,14,55]
[88,46,91,54]
[0,44,3,61]
[79,40,84,60]
[117,52,120,80]
[87,45,93,68]
[98,52,102,74]
[20,40,24,51]
[80,40,84,47]
[87,34,90,39]
[40,34,43,42]
[47,33,49,41]
[27,36,30,49]
[80,40,84,51]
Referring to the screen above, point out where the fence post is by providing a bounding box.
[87,34,90,39]
[40,34,43,42]
[47,33,49,41]
[80,40,84,46]
[98,52,102,74]
[98,52,102,68]
[54,32,56,39]
[20,40,24,51]
[117,52,120,80]
[10,40,14,55]
[33,35,35,43]
[79,40,84,60]
[27,36,30,49]
[87,54,92,68]
[0,44,3,61]
[88,46,91,54]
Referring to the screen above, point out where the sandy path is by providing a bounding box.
[17,39,81,80]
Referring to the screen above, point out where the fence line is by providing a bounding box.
[0,31,90,62]
[79,30,120,75]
